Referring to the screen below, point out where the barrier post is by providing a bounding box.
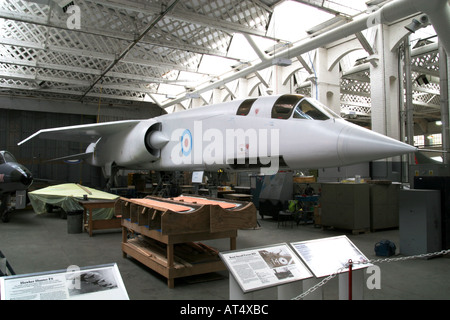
[348,259,353,300]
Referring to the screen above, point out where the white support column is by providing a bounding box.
[237,78,249,99]
[272,65,291,95]
[370,24,401,138]
[439,42,450,164]
[190,97,204,108]
[212,88,223,104]
[370,24,403,180]
[314,48,340,115]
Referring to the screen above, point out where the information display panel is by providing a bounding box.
[191,171,204,183]
[220,243,313,293]
[0,263,128,300]
[290,235,371,278]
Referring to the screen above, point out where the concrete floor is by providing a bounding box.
[1,208,449,301]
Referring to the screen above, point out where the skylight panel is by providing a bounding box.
[266,1,335,43]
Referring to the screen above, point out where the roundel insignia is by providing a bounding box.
[180,129,192,156]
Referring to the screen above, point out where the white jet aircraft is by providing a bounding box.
[18,94,417,179]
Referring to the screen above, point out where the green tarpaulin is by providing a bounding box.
[28,183,118,220]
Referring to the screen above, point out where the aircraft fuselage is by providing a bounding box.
[85,94,416,176]
[0,151,33,195]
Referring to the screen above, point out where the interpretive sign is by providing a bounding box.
[290,235,371,278]
[0,263,128,300]
[220,243,312,293]
[191,171,204,183]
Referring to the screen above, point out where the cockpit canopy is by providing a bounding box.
[0,151,18,165]
[236,94,340,120]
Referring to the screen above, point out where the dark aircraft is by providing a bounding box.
[0,151,33,222]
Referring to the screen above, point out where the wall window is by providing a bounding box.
[427,133,442,146]
[414,134,442,147]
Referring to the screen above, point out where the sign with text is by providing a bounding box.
[0,263,128,300]
[290,235,371,278]
[220,243,312,293]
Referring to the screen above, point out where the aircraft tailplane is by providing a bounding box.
[43,152,93,163]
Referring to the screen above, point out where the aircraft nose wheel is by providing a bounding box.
[1,194,15,222]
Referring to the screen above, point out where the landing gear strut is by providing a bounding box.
[0,194,13,223]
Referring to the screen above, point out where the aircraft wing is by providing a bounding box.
[18,120,141,145]
[43,152,94,163]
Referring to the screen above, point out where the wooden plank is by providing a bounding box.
[122,242,170,277]
[91,218,121,230]
[210,202,257,232]
[197,242,219,255]
[161,205,210,235]
[138,207,149,226]
[125,197,193,212]
[139,236,192,267]
[140,237,194,268]
[172,196,239,209]
[148,208,162,230]
[117,201,130,219]
[130,203,138,224]
[127,238,186,269]
[121,218,237,244]
[174,243,221,265]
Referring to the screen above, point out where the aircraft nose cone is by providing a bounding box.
[11,167,33,188]
[21,172,33,188]
[337,124,417,165]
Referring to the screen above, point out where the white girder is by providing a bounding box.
[0,0,274,105]
[337,42,442,123]
[0,0,446,124]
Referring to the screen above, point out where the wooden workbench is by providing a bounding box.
[78,199,120,237]
[116,196,256,288]
[121,220,236,288]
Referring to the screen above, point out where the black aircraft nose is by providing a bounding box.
[21,172,33,188]
[11,167,33,188]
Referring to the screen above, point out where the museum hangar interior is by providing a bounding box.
[0,0,449,302]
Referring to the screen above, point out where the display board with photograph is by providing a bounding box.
[220,243,313,293]
[0,263,128,300]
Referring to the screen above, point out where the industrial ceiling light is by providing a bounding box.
[404,14,430,33]
[272,58,292,67]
